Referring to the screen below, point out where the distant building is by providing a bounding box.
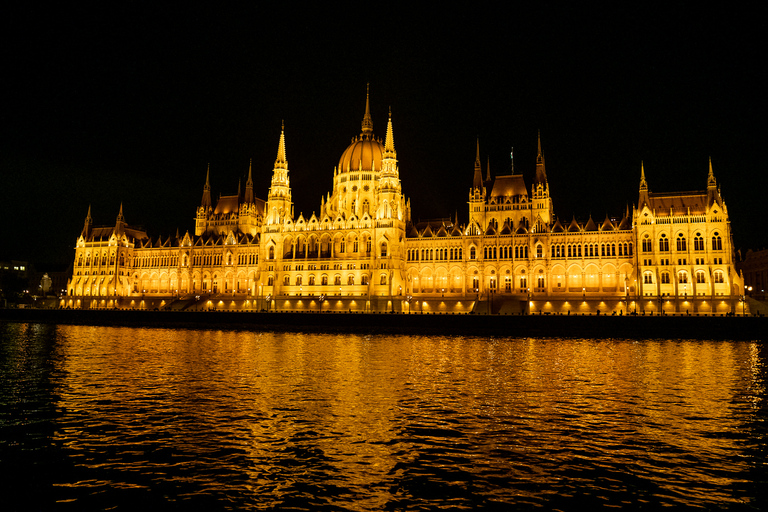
[64,90,745,314]
[737,249,768,300]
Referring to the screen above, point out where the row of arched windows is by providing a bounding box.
[643,269,725,285]
[646,233,723,252]
[77,252,125,267]
[407,247,463,261]
[135,254,177,268]
[278,273,386,287]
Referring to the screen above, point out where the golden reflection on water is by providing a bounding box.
[41,325,766,509]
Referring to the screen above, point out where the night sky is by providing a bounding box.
[3,5,766,267]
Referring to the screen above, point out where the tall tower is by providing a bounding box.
[265,122,293,225]
[531,131,552,226]
[377,109,404,220]
[195,165,212,236]
[468,139,486,233]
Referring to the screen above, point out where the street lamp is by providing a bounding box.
[527,287,531,315]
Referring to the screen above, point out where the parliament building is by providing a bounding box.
[65,91,746,315]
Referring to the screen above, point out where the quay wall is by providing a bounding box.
[1,308,765,341]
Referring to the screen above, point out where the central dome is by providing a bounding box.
[338,135,385,173]
[337,85,385,174]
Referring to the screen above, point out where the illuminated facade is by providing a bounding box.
[65,91,745,314]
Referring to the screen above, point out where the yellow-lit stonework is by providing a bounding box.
[64,91,746,315]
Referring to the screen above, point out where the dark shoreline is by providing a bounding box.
[1,308,765,340]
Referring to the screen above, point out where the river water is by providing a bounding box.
[1,322,766,510]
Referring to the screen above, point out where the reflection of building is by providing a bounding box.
[64,90,745,314]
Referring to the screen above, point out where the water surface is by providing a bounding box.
[1,322,766,510]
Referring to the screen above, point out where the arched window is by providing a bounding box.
[470,247,476,259]
[321,274,328,285]
[659,234,669,252]
[334,275,341,285]
[661,272,670,284]
[676,233,687,251]
[642,235,652,252]
[694,233,704,251]
[536,245,543,258]
[353,238,359,253]
[268,246,275,260]
[714,270,724,283]
[362,274,369,285]
[296,276,302,286]
[347,275,354,285]
[696,270,706,284]
[283,275,290,285]
[644,272,653,284]
[380,274,387,285]
[678,271,688,284]
[380,242,387,257]
[712,233,722,250]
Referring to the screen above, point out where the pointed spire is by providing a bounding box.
[244,158,254,204]
[384,107,395,153]
[201,164,212,208]
[638,162,650,209]
[361,83,373,137]
[535,130,547,184]
[537,130,543,160]
[116,202,125,223]
[510,146,515,174]
[275,121,288,169]
[82,204,93,237]
[486,156,491,182]
[473,138,484,191]
[707,156,716,187]
[706,157,722,207]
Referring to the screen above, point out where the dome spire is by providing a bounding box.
[361,83,373,137]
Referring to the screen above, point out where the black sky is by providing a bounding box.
[2,5,766,267]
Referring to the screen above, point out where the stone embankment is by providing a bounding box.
[1,308,765,340]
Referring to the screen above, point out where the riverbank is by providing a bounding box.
[1,308,765,340]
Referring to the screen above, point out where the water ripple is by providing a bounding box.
[1,323,767,510]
